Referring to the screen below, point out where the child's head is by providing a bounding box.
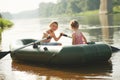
[70,20,79,30]
[49,21,58,31]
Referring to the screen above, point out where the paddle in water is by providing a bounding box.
[0,51,11,59]
[0,36,51,59]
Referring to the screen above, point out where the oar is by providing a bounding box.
[0,36,51,59]
[110,46,120,53]
[62,34,120,53]
[0,51,11,59]
[62,34,72,38]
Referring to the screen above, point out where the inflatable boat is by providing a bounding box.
[10,39,112,65]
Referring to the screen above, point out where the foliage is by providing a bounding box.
[0,14,2,18]
[0,18,14,32]
[38,0,120,17]
[113,0,120,13]
[113,0,120,6]
[113,6,120,13]
[38,0,100,17]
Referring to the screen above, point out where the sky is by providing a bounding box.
[0,0,57,13]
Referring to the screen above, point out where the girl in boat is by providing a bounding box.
[70,20,87,45]
[41,21,63,45]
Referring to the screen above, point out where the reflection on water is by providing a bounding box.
[99,14,113,44]
[12,61,112,80]
[80,14,120,45]
[81,26,120,45]
[0,14,120,80]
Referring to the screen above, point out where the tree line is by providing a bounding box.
[38,0,120,17]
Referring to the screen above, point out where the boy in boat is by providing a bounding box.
[41,21,63,45]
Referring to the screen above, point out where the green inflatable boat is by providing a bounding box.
[10,39,112,65]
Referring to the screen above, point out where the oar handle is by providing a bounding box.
[62,34,72,38]
[62,34,68,37]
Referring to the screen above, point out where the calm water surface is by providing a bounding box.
[0,14,120,80]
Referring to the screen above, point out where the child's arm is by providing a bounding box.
[83,36,87,43]
[81,33,87,43]
[72,34,76,45]
[52,33,62,41]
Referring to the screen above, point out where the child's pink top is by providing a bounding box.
[72,30,85,45]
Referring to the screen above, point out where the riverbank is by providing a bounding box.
[50,7,120,18]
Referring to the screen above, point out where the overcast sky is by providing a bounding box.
[0,0,57,13]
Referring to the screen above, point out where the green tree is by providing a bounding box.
[53,0,67,15]
[66,0,81,13]
[114,0,120,5]
[39,2,55,17]
[86,0,100,10]
[0,14,2,18]
[0,18,13,30]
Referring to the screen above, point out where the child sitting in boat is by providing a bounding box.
[70,20,87,45]
[41,21,63,45]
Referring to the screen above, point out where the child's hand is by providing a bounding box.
[60,33,64,36]
[43,33,48,37]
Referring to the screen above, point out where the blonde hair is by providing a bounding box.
[49,21,58,27]
[70,20,79,29]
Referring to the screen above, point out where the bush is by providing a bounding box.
[0,18,14,31]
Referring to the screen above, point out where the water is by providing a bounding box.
[0,14,120,80]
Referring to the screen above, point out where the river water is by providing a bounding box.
[0,14,120,80]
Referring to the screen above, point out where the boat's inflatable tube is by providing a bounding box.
[50,44,112,65]
[10,39,112,65]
